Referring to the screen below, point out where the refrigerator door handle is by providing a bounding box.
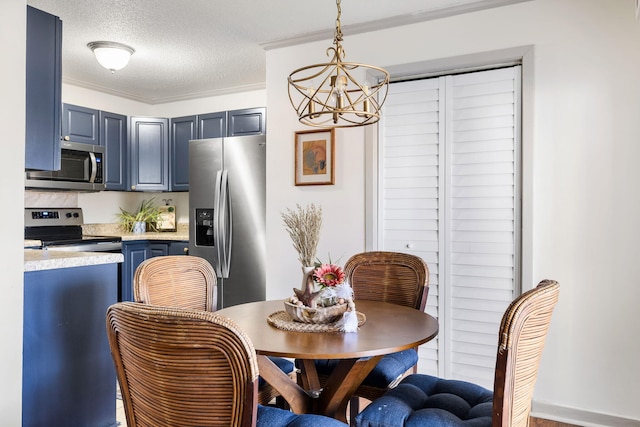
[219,169,232,278]
[213,169,223,277]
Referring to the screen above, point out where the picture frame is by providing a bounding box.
[294,129,335,186]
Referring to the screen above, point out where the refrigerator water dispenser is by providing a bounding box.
[195,208,214,246]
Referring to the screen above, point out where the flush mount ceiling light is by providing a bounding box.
[87,41,135,74]
[287,0,390,128]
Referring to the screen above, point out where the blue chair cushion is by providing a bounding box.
[299,349,418,388]
[257,405,349,426]
[259,356,295,388]
[353,374,493,427]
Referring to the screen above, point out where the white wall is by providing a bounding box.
[1,0,25,423]
[266,0,640,424]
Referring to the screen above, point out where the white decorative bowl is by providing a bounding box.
[284,300,348,324]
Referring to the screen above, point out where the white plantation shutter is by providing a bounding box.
[378,66,521,389]
[379,77,443,374]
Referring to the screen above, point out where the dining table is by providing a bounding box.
[216,299,439,423]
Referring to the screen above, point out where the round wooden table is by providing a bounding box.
[217,299,439,422]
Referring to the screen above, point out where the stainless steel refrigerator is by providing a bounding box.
[188,135,266,308]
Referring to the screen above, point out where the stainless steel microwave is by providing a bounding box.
[25,141,106,191]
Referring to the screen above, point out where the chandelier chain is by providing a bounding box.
[334,0,343,44]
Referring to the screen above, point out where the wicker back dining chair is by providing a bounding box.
[303,251,429,419]
[106,302,348,427]
[345,251,429,312]
[354,280,560,427]
[134,255,217,311]
[133,255,295,407]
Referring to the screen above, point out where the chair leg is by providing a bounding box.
[349,396,360,424]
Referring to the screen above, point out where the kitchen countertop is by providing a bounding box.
[24,249,124,272]
[24,223,187,271]
[23,225,189,248]
[25,239,41,248]
[83,223,189,241]
[117,230,189,241]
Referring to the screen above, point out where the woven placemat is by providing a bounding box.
[267,310,366,333]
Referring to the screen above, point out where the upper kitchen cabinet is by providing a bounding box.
[100,111,128,191]
[170,112,226,192]
[170,115,197,192]
[198,111,226,139]
[25,6,62,171]
[62,104,99,145]
[129,117,169,191]
[228,107,266,136]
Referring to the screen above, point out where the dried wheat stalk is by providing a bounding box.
[281,204,322,266]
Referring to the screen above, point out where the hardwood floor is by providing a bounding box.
[530,416,579,427]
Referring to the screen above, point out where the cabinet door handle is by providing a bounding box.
[183,247,189,254]
[131,185,136,190]
[63,135,70,141]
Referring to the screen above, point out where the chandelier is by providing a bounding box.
[287,0,390,128]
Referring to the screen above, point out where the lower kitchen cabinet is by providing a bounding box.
[23,263,118,427]
[169,241,189,255]
[120,240,188,301]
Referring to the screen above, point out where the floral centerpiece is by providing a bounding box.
[281,204,358,332]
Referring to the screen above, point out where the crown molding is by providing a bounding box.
[261,0,531,50]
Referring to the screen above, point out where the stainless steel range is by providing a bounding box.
[25,207,122,252]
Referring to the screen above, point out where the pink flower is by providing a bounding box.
[313,264,345,287]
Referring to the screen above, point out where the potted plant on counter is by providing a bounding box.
[117,198,162,233]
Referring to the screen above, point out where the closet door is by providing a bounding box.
[378,66,521,389]
[378,77,443,375]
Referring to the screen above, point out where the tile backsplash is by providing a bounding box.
[25,191,78,208]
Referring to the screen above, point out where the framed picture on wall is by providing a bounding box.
[294,129,335,186]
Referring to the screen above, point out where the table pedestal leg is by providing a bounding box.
[258,354,383,423]
[256,355,312,414]
[297,356,383,423]
[318,356,382,422]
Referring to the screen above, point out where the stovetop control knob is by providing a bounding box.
[73,213,79,218]
[65,212,72,218]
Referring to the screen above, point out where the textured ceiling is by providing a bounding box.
[26,0,527,104]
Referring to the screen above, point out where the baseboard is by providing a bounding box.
[532,401,640,427]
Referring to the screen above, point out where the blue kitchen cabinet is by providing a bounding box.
[121,241,189,301]
[228,107,266,136]
[170,115,197,192]
[100,110,128,191]
[169,241,189,255]
[129,117,169,191]
[171,112,226,192]
[148,242,169,258]
[23,264,118,427]
[120,241,148,302]
[62,103,100,145]
[25,6,62,171]
[198,111,227,139]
